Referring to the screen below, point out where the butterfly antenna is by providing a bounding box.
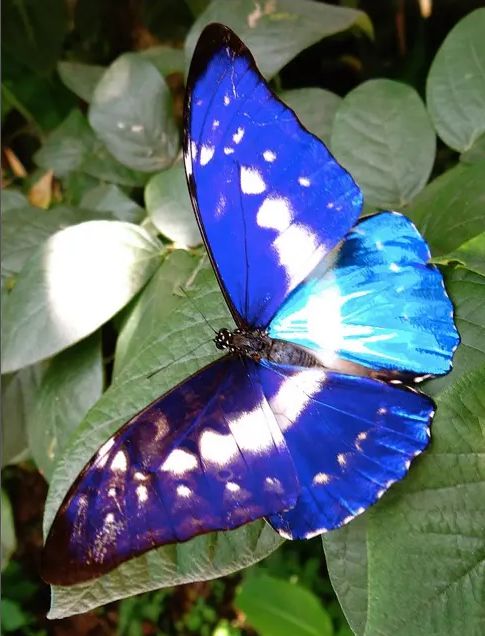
[177,286,218,335]
[146,339,213,380]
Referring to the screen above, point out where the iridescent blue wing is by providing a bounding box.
[256,362,434,538]
[269,212,459,378]
[184,23,362,328]
[41,357,299,585]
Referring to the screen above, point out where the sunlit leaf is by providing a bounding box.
[80,184,145,224]
[331,79,435,208]
[432,232,485,277]
[2,221,162,373]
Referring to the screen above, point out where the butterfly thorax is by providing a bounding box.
[214,328,321,367]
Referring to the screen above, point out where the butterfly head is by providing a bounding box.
[214,327,271,361]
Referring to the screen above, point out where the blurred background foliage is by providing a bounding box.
[2,1,485,635]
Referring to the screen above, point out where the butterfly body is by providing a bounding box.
[41,23,459,586]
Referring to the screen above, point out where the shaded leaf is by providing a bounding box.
[113,250,198,377]
[324,365,485,636]
[26,333,103,481]
[405,160,485,256]
[331,79,435,208]
[461,132,485,165]
[57,62,105,102]
[80,184,145,224]
[236,573,334,636]
[279,88,341,144]
[139,47,185,76]
[145,161,201,247]
[432,232,485,277]
[1,190,28,212]
[424,268,485,396]
[1,490,16,572]
[44,255,283,618]
[426,9,485,152]
[185,0,372,80]
[89,54,179,172]
[2,221,162,373]
[2,365,44,466]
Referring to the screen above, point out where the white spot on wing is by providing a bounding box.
[240,167,266,194]
[263,150,276,162]
[226,481,240,493]
[176,484,192,498]
[256,196,292,231]
[233,127,244,144]
[389,262,401,272]
[200,144,215,166]
[298,177,310,187]
[274,223,325,288]
[136,484,148,503]
[111,450,127,472]
[223,95,231,106]
[337,453,347,467]
[200,429,237,465]
[313,472,330,485]
[161,448,198,475]
[224,147,235,155]
[269,369,324,431]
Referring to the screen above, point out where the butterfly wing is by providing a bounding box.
[256,361,434,538]
[269,211,459,378]
[41,356,299,585]
[184,23,363,328]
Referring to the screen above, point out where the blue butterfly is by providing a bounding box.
[41,23,459,585]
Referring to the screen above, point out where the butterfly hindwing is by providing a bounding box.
[269,212,459,378]
[184,23,363,328]
[255,361,434,538]
[41,357,299,585]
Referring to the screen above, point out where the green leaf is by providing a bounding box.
[57,61,105,102]
[1,190,28,212]
[2,204,111,279]
[1,598,31,632]
[45,255,283,618]
[432,232,485,277]
[80,184,145,224]
[324,365,485,636]
[424,268,485,396]
[279,88,341,144]
[405,160,485,256]
[1,490,16,571]
[2,221,162,373]
[26,333,103,481]
[145,161,201,247]
[331,79,436,208]
[236,573,333,636]
[461,132,485,165]
[113,250,199,377]
[426,8,485,152]
[89,54,179,172]
[3,0,68,75]
[2,365,44,466]
[139,46,185,76]
[185,0,372,80]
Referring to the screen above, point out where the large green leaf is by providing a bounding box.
[2,221,162,373]
[145,161,201,248]
[26,333,103,481]
[1,189,28,212]
[80,184,145,224]
[426,9,485,152]
[432,232,485,278]
[424,268,485,397]
[113,250,201,377]
[405,160,485,256]
[57,62,105,103]
[89,54,179,172]
[185,0,372,80]
[2,204,110,279]
[279,88,341,144]
[331,79,435,208]
[324,365,485,636]
[236,573,334,636]
[461,132,485,165]
[44,255,283,618]
[2,364,45,466]
[139,46,185,77]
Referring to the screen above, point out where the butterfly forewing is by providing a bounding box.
[41,357,299,585]
[184,23,363,328]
